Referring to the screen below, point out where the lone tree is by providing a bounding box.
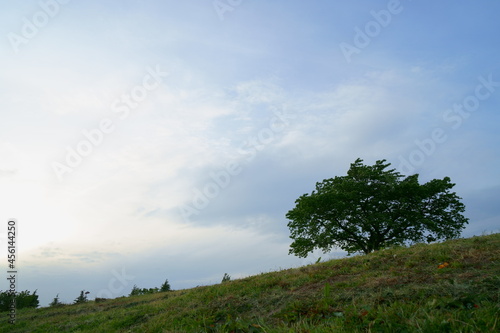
[286,158,468,256]
[160,279,171,292]
[73,290,89,304]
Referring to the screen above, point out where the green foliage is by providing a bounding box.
[73,290,89,304]
[129,285,141,296]
[221,273,231,283]
[160,279,171,292]
[0,290,39,311]
[130,278,172,296]
[49,294,64,307]
[286,158,469,256]
[143,287,158,294]
[129,285,160,296]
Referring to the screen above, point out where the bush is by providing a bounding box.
[73,290,89,304]
[221,273,231,283]
[130,278,172,296]
[0,290,39,312]
[95,297,108,303]
[129,285,141,296]
[129,285,159,296]
[49,294,64,307]
[160,279,171,292]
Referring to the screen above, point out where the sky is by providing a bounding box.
[0,0,499,307]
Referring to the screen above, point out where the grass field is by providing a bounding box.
[1,233,499,332]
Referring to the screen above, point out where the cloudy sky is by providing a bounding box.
[1,0,499,306]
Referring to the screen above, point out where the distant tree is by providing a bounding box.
[286,158,469,256]
[221,273,231,283]
[0,290,39,311]
[73,290,89,304]
[16,290,40,309]
[145,287,159,294]
[130,285,160,296]
[49,293,64,307]
[129,285,141,296]
[0,291,14,312]
[160,279,171,292]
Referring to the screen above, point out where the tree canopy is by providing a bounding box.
[286,158,469,256]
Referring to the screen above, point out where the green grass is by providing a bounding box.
[1,233,499,332]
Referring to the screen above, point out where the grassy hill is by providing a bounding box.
[1,233,499,332]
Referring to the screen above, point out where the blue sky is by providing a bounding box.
[0,0,499,307]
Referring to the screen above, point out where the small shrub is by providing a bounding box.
[221,273,231,283]
[130,284,160,296]
[160,279,171,292]
[95,297,108,303]
[49,294,64,307]
[129,285,141,296]
[73,290,89,304]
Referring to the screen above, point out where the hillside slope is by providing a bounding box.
[1,233,499,332]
